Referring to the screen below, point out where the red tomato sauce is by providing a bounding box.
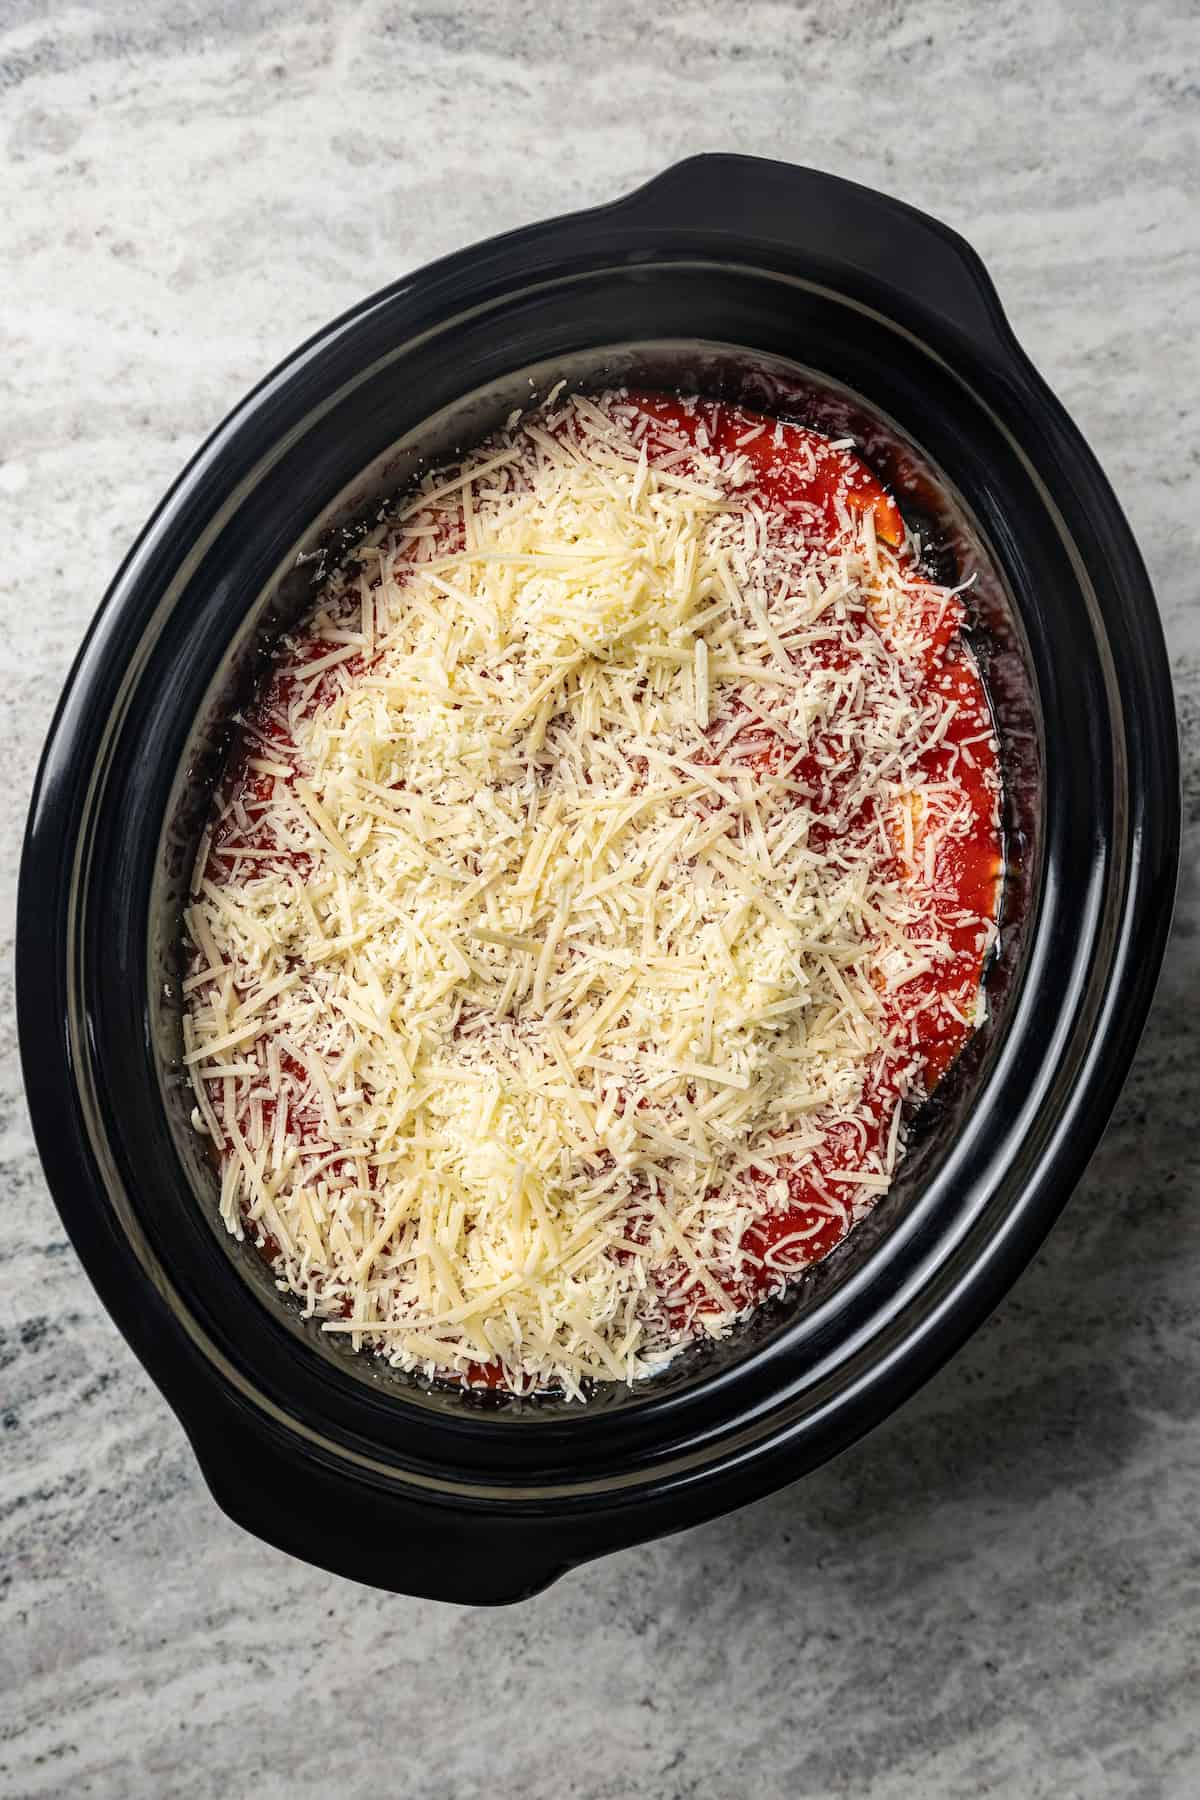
[200,389,1003,1377]
[615,396,1002,1318]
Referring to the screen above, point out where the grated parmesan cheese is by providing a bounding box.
[184,389,1001,1399]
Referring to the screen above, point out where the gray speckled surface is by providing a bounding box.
[3,1,1200,1794]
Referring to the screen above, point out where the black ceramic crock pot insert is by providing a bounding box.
[18,157,1178,1601]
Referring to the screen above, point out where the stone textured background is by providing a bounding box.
[2,1,1199,1794]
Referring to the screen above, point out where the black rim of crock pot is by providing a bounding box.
[17,156,1179,1600]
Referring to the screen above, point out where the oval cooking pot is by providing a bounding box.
[17,156,1178,1602]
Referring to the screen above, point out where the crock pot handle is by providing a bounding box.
[611,153,1016,355]
[187,1406,571,1604]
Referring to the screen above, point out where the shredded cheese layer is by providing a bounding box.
[183,389,1000,1399]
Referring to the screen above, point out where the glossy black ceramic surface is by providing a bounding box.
[18,157,1178,1602]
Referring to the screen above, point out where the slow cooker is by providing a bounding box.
[18,156,1179,1602]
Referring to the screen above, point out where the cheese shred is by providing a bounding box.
[185,389,1000,1399]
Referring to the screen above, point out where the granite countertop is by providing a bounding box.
[3,1,1199,1795]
